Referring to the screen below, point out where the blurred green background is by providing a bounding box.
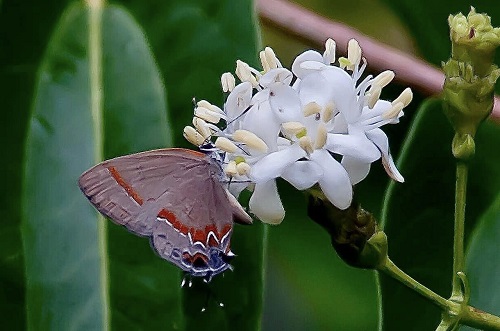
[1,0,499,330]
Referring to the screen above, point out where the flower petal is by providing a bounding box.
[268,83,302,123]
[249,180,285,224]
[250,143,306,183]
[225,82,253,121]
[298,72,333,109]
[365,128,404,182]
[341,156,371,185]
[312,149,353,209]
[281,160,323,190]
[321,67,360,122]
[259,68,293,87]
[292,50,324,78]
[242,100,281,152]
[325,133,380,163]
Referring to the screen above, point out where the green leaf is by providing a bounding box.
[22,3,176,329]
[0,1,70,328]
[378,99,500,330]
[116,0,261,145]
[463,194,500,330]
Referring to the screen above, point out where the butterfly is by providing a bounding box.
[78,148,252,279]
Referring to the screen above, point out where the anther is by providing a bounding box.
[347,39,362,70]
[225,161,238,176]
[323,38,336,64]
[192,118,212,139]
[195,107,221,124]
[323,101,336,122]
[183,126,205,146]
[372,70,395,89]
[303,102,322,117]
[299,136,314,154]
[221,72,236,92]
[392,87,413,108]
[236,162,251,176]
[383,102,404,119]
[233,130,268,153]
[282,122,306,136]
[314,123,327,149]
[215,137,238,153]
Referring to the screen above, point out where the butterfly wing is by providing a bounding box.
[78,148,251,276]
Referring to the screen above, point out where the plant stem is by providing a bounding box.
[462,306,500,330]
[380,258,500,330]
[379,258,451,311]
[452,161,468,300]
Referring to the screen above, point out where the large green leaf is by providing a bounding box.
[0,1,70,328]
[462,194,500,330]
[22,3,176,329]
[378,99,500,330]
[116,0,261,145]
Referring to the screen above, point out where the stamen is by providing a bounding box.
[383,102,404,119]
[366,86,382,109]
[235,60,259,87]
[215,137,238,153]
[236,162,251,175]
[299,136,314,154]
[183,126,205,146]
[323,101,336,122]
[392,87,413,107]
[282,121,306,136]
[264,47,279,69]
[347,39,361,70]
[233,130,268,153]
[303,102,322,117]
[323,38,336,64]
[259,50,270,72]
[195,106,221,124]
[197,100,225,116]
[225,161,238,176]
[314,123,327,149]
[221,72,236,92]
[192,117,212,139]
[372,70,395,89]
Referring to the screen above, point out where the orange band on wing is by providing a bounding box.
[107,166,144,205]
[158,208,232,246]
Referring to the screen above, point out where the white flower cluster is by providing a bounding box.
[184,38,412,224]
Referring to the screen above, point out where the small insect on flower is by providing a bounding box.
[78,148,252,281]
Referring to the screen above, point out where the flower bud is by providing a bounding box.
[306,189,388,269]
[443,8,500,160]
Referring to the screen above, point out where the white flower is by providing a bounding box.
[291,39,411,184]
[184,40,411,225]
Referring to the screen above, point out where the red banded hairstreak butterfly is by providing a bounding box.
[78,148,252,279]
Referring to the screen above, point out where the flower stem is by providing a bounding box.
[451,161,468,300]
[379,258,451,311]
